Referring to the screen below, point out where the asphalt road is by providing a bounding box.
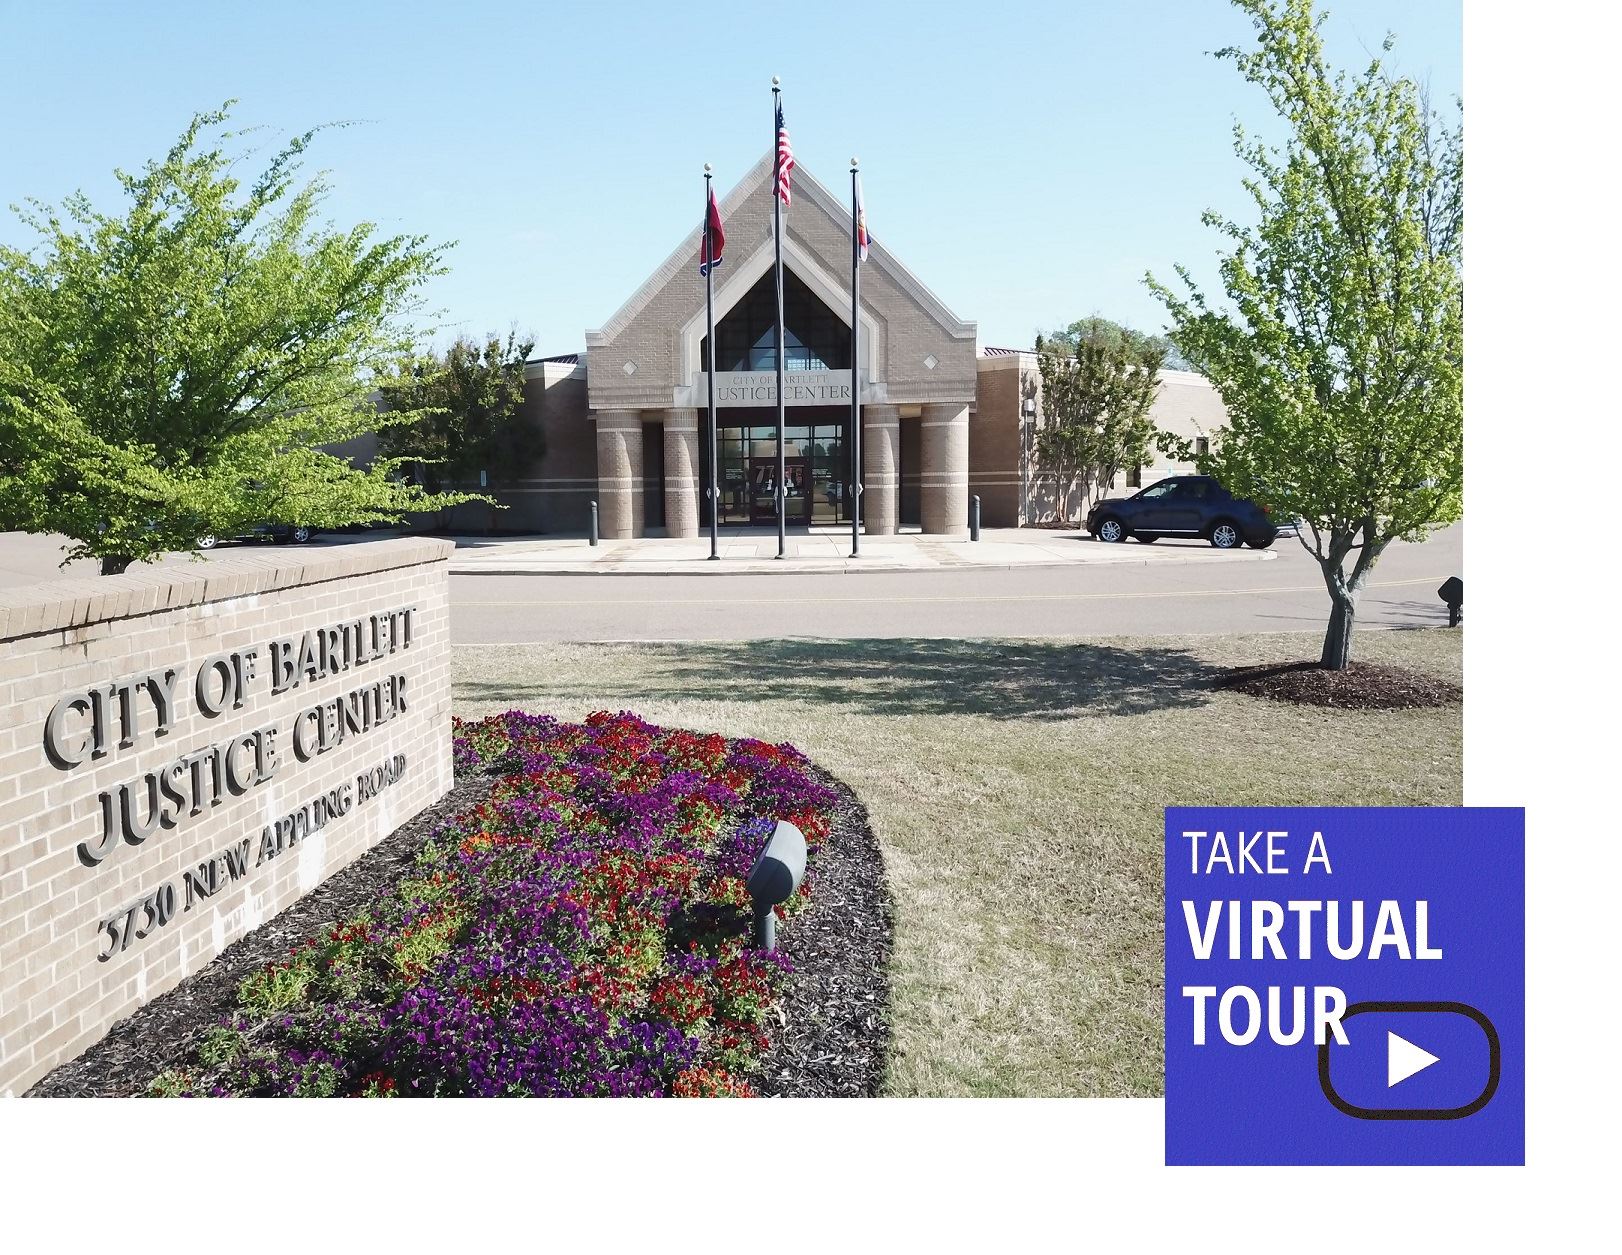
[450,524,1463,643]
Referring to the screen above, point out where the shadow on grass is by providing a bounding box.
[1255,598,1446,630]
[459,637,1219,721]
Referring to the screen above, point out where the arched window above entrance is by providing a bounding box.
[702,268,852,372]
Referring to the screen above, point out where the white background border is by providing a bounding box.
[5,1,1620,1248]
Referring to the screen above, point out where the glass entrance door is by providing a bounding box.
[747,457,809,524]
[709,418,850,528]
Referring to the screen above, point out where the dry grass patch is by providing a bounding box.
[453,628,1462,1097]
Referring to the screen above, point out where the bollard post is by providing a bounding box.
[970,494,981,542]
[589,500,599,547]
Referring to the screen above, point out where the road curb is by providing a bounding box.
[448,550,1279,578]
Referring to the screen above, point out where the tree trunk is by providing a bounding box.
[1321,589,1356,670]
[100,555,133,576]
[1315,525,1388,671]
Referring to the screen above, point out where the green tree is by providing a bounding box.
[1032,328,1164,521]
[375,331,541,501]
[1042,314,1192,371]
[1148,0,1463,669]
[0,104,479,574]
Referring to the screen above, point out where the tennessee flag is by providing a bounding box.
[699,186,725,276]
[854,174,869,263]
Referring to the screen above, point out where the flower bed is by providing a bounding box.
[148,711,840,1097]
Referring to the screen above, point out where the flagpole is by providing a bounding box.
[772,75,787,559]
[704,163,720,561]
[850,157,862,558]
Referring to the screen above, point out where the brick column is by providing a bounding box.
[594,410,645,538]
[861,404,900,536]
[661,408,701,539]
[920,402,970,535]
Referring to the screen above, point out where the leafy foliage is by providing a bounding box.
[1032,324,1164,521]
[1148,0,1463,668]
[375,331,541,493]
[1041,315,1191,371]
[0,103,481,573]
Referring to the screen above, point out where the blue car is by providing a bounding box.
[1085,475,1278,550]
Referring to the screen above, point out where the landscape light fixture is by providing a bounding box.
[746,819,807,951]
[1438,576,1463,627]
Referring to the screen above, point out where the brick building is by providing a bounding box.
[443,153,1228,536]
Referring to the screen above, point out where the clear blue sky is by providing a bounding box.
[0,0,1459,355]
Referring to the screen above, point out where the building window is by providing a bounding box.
[1195,437,1210,458]
[1127,464,1142,488]
[701,269,851,372]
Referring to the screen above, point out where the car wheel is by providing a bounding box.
[1209,520,1241,549]
[1096,516,1127,543]
[291,526,312,544]
[197,534,217,550]
[1137,534,1158,544]
[1248,537,1274,550]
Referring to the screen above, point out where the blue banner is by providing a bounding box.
[1164,807,1524,1166]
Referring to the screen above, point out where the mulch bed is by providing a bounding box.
[750,765,892,1097]
[27,760,893,1099]
[1215,660,1462,710]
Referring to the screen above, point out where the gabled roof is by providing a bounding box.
[585,152,975,347]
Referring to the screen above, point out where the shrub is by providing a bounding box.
[155,711,837,1097]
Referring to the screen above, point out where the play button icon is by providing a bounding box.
[1319,1000,1502,1120]
[1388,1031,1440,1087]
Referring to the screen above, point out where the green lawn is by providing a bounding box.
[452,628,1462,1097]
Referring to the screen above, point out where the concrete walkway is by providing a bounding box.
[447,526,1277,575]
[0,526,1277,589]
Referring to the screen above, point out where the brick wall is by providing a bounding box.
[0,538,454,1094]
[440,363,598,534]
[585,154,977,412]
[977,354,1234,523]
[972,357,1033,527]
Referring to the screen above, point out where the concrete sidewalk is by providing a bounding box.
[448,526,1277,575]
[0,526,1276,589]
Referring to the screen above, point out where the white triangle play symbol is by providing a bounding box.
[1388,1031,1441,1087]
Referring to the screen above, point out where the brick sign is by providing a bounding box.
[0,539,454,1093]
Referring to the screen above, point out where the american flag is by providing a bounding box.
[775,100,795,205]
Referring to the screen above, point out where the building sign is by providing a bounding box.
[0,538,454,1094]
[696,370,853,407]
[44,608,419,960]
